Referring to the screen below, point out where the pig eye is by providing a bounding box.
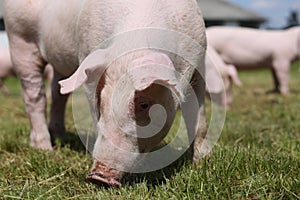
[140,103,149,110]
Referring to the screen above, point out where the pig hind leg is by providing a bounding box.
[10,36,52,150]
[271,68,280,93]
[49,70,69,138]
[181,70,208,163]
[272,60,290,95]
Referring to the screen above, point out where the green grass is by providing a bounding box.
[0,64,300,199]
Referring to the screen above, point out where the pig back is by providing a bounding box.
[77,0,207,76]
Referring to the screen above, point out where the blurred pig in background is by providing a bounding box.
[207,26,300,95]
[206,44,242,108]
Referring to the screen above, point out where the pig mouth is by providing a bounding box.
[86,161,121,187]
[86,173,121,187]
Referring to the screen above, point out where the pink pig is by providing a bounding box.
[207,26,300,95]
[4,0,208,186]
[0,48,13,95]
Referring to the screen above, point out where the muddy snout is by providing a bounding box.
[86,161,122,187]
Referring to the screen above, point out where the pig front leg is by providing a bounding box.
[182,70,208,163]
[272,59,290,95]
[49,70,69,138]
[10,37,52,150]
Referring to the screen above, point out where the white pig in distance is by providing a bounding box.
[207,26,300,95]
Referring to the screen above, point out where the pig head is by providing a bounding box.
[60,50,182,186]
[206,45,242,108]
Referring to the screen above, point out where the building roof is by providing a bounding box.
[197,0,266,22]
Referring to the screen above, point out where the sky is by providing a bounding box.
[226,0,300,28]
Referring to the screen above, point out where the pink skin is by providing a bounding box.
[0,48,14,95]
[206,45,242,108]
[0,48,53,96]
[207,26,300,95]
[4,0,207,186]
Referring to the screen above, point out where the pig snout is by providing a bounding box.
[87,161,122,187]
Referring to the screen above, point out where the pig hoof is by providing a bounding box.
[30,140,53,150]
[86,173,121,187]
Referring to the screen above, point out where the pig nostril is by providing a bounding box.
[140,103,149,110]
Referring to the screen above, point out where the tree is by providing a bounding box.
[286,10,299,28]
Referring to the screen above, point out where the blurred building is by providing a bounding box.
[0,0,4,30]
[285,10,299,28]
[197,0,267,28]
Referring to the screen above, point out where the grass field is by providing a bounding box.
[0,64,299,199]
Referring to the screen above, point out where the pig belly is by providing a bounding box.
[40,40,79,77]
[222,46,273,70]
[38,0,82,77]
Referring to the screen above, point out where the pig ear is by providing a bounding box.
[129,52,184,100]
[59,49,108,94]
[227,65,242,87]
